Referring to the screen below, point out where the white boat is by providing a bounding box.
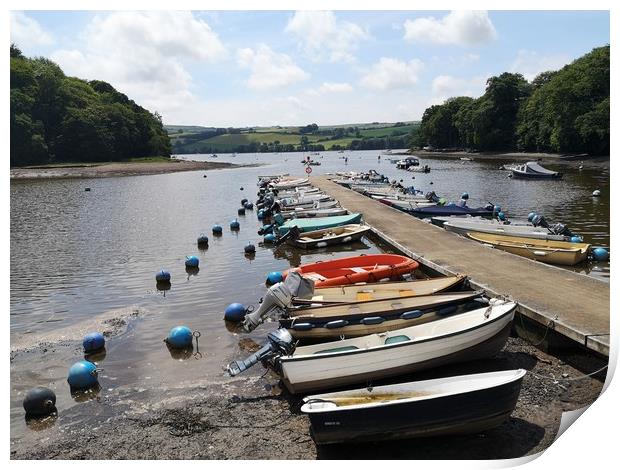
[443,218,570,241]
[378,197,437,210]
[283,207,348,219]
[227,300,517,394]
[302,369,526,444]
[270,178,311,190]
[510,161,562,179]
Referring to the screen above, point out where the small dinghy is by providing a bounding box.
[283,253,418,287]
[302,369,526,444]
[467,232,590,266]
[406,204,495,218]
[286,207,348,219]
[292,275,466,305]
[286,224,370,249]
[510,161,562,179]
[378,198,438,210]
[281,291,484,340]
[227,299,516,393]
[270,177,311,190]
[277,213,363,236]
[443,218,571,241]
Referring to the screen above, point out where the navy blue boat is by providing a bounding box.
[405,204,495,218]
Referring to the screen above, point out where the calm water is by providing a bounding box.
[9,150,609,440]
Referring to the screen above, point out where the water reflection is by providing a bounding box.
[25,412,58,431]
[71,383,102,403]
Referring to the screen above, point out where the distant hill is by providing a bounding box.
[166,121,420,154]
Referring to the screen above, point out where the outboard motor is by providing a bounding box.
[548,222,575,237]
[425,191,439,203]
[531,214,549,228]
[242,271,315,331]
[227,329,295,376]
[275,225,300,246]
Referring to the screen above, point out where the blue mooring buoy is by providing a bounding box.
[23,387,57,418]
[166,326,193,349]
[257,209,265,220]
[224,303,248,322]
[156,270,171,283]
[238,207,246,216]
[212,224,223,234]
[67,360,98,390]
[493,205,502,214]
[592,247,609,262]
[244,202,254,210]
[461,192,469,200]
[241,198,248,206]
[230,219,240,230]
[244,242,256,254]
[185,256,199,268]
[264,233,276,244]
[570,235,583,243]
[497,211,506,221]
[266,271,283,285]
[528,212,537,222]
[197,234,209,245]
[83,332,105,353]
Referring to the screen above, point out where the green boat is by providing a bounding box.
[278,213,363,235]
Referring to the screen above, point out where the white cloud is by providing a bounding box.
[236,44,309,90]
[360,58,425,91]
[49,11,226,120]
[404,11,496,46]
[318,82,353,93]
[430,74,487,105]
[509,49,571,81]
[285,11,369,63]
[10,12,54,50]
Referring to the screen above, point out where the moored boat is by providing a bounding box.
[292,275,466,305]
[282,253,418,287]
[302,369,526,444]
[442,218,571,241]
[277,213,363,236]
[284,208,348,219]
[226,299,517,393]
[466,232,590,266]
[286,224,370,249]
[406,204,495,218]
[510,161,562,179]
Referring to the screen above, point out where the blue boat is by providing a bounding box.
[405,204,494,218]
[278,213,363,235]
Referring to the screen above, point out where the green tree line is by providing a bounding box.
[413,45,609,155]
[10,44,171,167]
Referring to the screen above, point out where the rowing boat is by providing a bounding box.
[302,369,526,444]
[292,275,466,305]
[277,213,363,236]
[442,218,570,241]
[287,224,370,249]
[467,232,590,266]
[283,253,418,287]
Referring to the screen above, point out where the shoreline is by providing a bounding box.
[409,150,608,162]
[10,159,257,180]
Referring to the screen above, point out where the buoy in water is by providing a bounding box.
[244,202,254,210]
[257,209,265,220]
[266,271,283,285]
[592,247,609,262]
[224,303,247,322]
[461,192,469,200]
[155,270,171,283]
[264,233,276,244]
[23,387,57,418]
[84,188,91,192]
[197,234,209,245]
[241,198,248,206]
[185,256,199,268]
[240,187,244,191]
[244,242,256,254]
[593,189,601,197]
[165,326,193,349]
[230,219,240,230]
[238,207,246,215]
[497,211,506,221]
[82,332,105,353]
[212,224,223,234]
[67,360,98,390]
[570,235,583,243]
[528,212,537,222]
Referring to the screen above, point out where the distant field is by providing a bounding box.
[358,124,417,138]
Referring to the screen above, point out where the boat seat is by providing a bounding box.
[356,292,374,301]
[384,335,411,345]
[315,345,359,355]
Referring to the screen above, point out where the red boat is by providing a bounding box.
[283,254,419,288]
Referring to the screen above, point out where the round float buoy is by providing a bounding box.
[241,198,248,206]
[527,212,537,222]
[212,224,223,234]
[264,233,276,244]
[244,242,256,254]
[230,219,240,230]
[497,211,506,221]
[67,360,98,390]
[197,234,209,245]
[23,387,57,418]
[224,303,247,322]
[244,202,254,210]
[238,207,246,215]
[155,270,171,283]
[84,188,91,192]
[593,189,601,197]
[461,192,469,200]
[493,205,502,214]
[266,271,283,285]
[257,209,265,220]
[592,247,609,262]
[240,187,244,191]
[570,235,583,243]
[185,256,199,268]
[203,175,207,178]
[83,332,105,353]
[166,326,193,349]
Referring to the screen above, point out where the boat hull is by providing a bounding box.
[443,221,568,241]
[288,224,370,249]
[304,370,525,444]
[407,205,494,218]
[278,214,363,236]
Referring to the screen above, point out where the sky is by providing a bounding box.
[10,10,610,127]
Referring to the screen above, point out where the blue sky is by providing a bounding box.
[10,10,610,127]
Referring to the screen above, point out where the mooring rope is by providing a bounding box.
[518,311,557,347]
